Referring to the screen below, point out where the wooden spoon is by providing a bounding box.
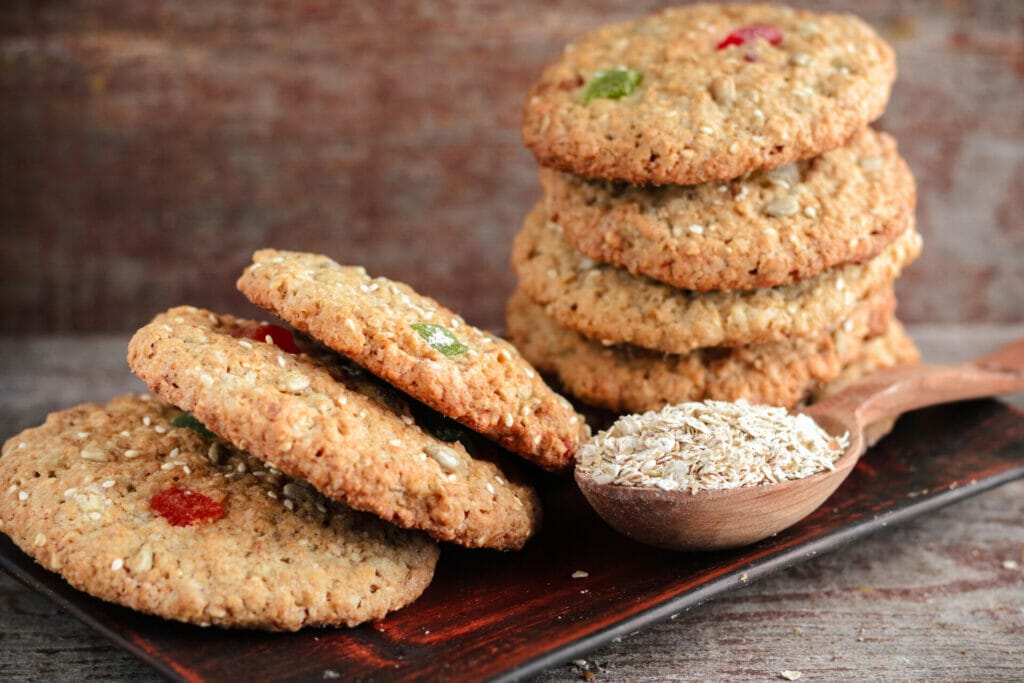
[575,337,1024,552]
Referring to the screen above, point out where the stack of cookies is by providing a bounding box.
[508,3,922,415]
[0,250,588,631]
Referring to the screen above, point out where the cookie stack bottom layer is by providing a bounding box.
[506,288,916,414]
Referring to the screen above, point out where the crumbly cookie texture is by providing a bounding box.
[0,395,439,631]
[810,321,919,446]
[543,128,915,292]
[811,319,920,402]
[522,3,896,185]
[236,249,588,472]
[505,287,895,414]
[127,306,542,550]
[513,203,921,354]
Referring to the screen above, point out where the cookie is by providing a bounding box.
[542,128,915,292]
[236,249,589,472]
[127,307,542,550]
[0,395,439,631]
[811,322,919,446]
[512,202,921,354]
[505,286,895,414]
[811,319,920,402]
[522,3,896,186]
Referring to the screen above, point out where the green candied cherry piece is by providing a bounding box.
[581,67,643,104]
[411,323,469,357]
[171,412,217,439]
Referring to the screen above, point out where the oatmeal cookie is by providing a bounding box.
[0,395,439,630]
[236,249,588,472]
[812,319,920,401]
[505,287,895,413]
[127,307,541,550]
[542,128,915,291]
[811,322,919,445]
[513,202,921,354]
[522,3,896,185]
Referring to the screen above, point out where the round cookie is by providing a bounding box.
[505,287,895,414]
[542,128,915,292]
[236,249,589,472]
[0,395,439,631]
[811,321,919,446]
[127,306,542,550]
[522,3,896,186]
[512,202,921,354]
[811,319,920,402]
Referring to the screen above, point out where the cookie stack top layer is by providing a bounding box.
[522,3,896,186]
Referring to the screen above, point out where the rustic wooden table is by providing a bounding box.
[0,325,1021,682]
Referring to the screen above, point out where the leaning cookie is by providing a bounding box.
[522,3,896,185]
[513,202,921,354]
[506,287,894,414]
[0,395,439,631]
[541,128,915,292]
[236,249,589,472]
[128,307,541,550]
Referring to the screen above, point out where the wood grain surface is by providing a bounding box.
[0,326,1022,681]
[1,0,1022,333]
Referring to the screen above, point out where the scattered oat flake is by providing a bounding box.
[1002,560,1020,570]
[576,399,846,493]
[572,570,589,579]
[779,671,802,681]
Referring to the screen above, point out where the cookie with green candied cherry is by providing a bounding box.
[236,249,589,472]
[0,395,439,630]
[128,306,542,550]
[522,3,896,185]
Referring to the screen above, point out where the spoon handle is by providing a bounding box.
[812,337,1024,429]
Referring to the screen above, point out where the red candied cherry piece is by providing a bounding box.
[717,24,783,50]
[230,323,299,354]
[150,486,225,526]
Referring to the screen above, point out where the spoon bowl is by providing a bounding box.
[576,337,1024,552]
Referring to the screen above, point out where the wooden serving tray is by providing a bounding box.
[2,399,1023,682]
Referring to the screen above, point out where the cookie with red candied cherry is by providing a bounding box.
[522,3,896,185]
[128,306,542,550]
[0,395,439,630]
[236,249,589,472]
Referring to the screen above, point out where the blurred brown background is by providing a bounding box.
[1,0,1021,334]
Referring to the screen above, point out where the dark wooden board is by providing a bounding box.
[2,399,1023,682]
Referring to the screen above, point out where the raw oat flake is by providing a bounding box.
[576,399,848,493]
